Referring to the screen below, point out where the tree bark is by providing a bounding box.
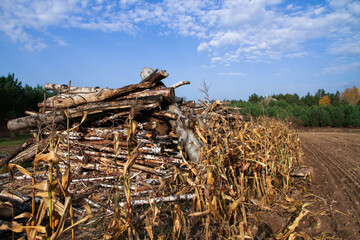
[151,111,178,120]
[116,88,174,102]
[38,69,168,109]
[8,99,160,131]
[0,140,34,167]
[168,104,201,163]
[170,81,190,89]
[44,83,111,93]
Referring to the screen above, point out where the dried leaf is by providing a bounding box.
[34,150,62,165]
[188,210,210,217]
[14,212,32,220]
[8,163,32,180]
[49,196,71,240]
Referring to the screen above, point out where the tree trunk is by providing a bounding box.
[44,83,111,93]
[38,69,168,109]
[8,99,161,131]
[0,140,34,167]
[116,88,174,102]
[168,104,201,163]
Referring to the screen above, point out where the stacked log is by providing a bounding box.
[4,68,205,208]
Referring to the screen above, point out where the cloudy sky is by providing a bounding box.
[0,0,359,101]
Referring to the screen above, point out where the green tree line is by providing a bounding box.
[0,73,54,130]
[229,87,360,127]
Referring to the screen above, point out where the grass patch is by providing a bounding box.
[0,133,32,146]
[0,133,32,156]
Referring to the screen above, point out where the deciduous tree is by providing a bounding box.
[342,86,360,105]
[319,96,331,106]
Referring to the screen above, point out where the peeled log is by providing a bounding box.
[116,88,174,102]
[168,104,201,163]
[44,83,111,93]
[38,69,168,109]
[151,111,178,120]
[8,99,160,131]
[7,113,65,131]
[170,80,190,89]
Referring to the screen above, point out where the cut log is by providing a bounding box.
[8,99,160,131]
[38,69,168,109]
[116,88,174,102]
[0,140,34,167]
[9,144,37,165]
[44,83,112,93]
[57,148,181,165]
[7,113,65,131]
[151,111,178,120]
[170,81,190,89]
[71,141,181,158]
[95,112,129,125]
[168,104,201,163]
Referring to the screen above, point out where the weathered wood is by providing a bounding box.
[117,194,195,208]
[168,104,202,163]
[170,80,190,89]
[8,99,160,131]
[151,111,178,120]
[142,117,170,136]
[38,69,168,109]
[95,112,129,125]
[71,140,181,158]
[57,147,181,165]
[9,144,37,166]
[39,94,163,113]
[44,83,111,93]
[0,140,34,167]
[7,113,65,131]
[116,88,174,102]
[99,157,168,175]
[62,155,165,175]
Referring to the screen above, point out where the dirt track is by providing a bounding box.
[298,130,360,239]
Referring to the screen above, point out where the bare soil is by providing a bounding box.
[298,129,360,239]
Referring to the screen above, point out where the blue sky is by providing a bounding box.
[0,0,359,101]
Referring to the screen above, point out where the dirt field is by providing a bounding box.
[298,129,360,240]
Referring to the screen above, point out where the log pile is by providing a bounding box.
[3,67,214,210]
[1,68,308,239]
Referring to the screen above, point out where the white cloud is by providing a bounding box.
[0,0,359,63]
[323,62,360,74]
[286,52,308,58]
[217,72,246,76]
[195,0,360,62]
[0,0,79,51]
[328,35,360,56]
[286,4,302,11]
[228,72,246,76]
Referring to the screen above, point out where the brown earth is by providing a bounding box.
[298,129,360,239]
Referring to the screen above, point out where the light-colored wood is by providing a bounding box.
[44,83,112,93]
[170,80,190,89]
[116,88,174,102]
[38,69,168,109]
[168,104,201,163]
[8,99,160,131]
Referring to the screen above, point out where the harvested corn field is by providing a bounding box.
[298,130,360,240]
[0,68,316,239]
